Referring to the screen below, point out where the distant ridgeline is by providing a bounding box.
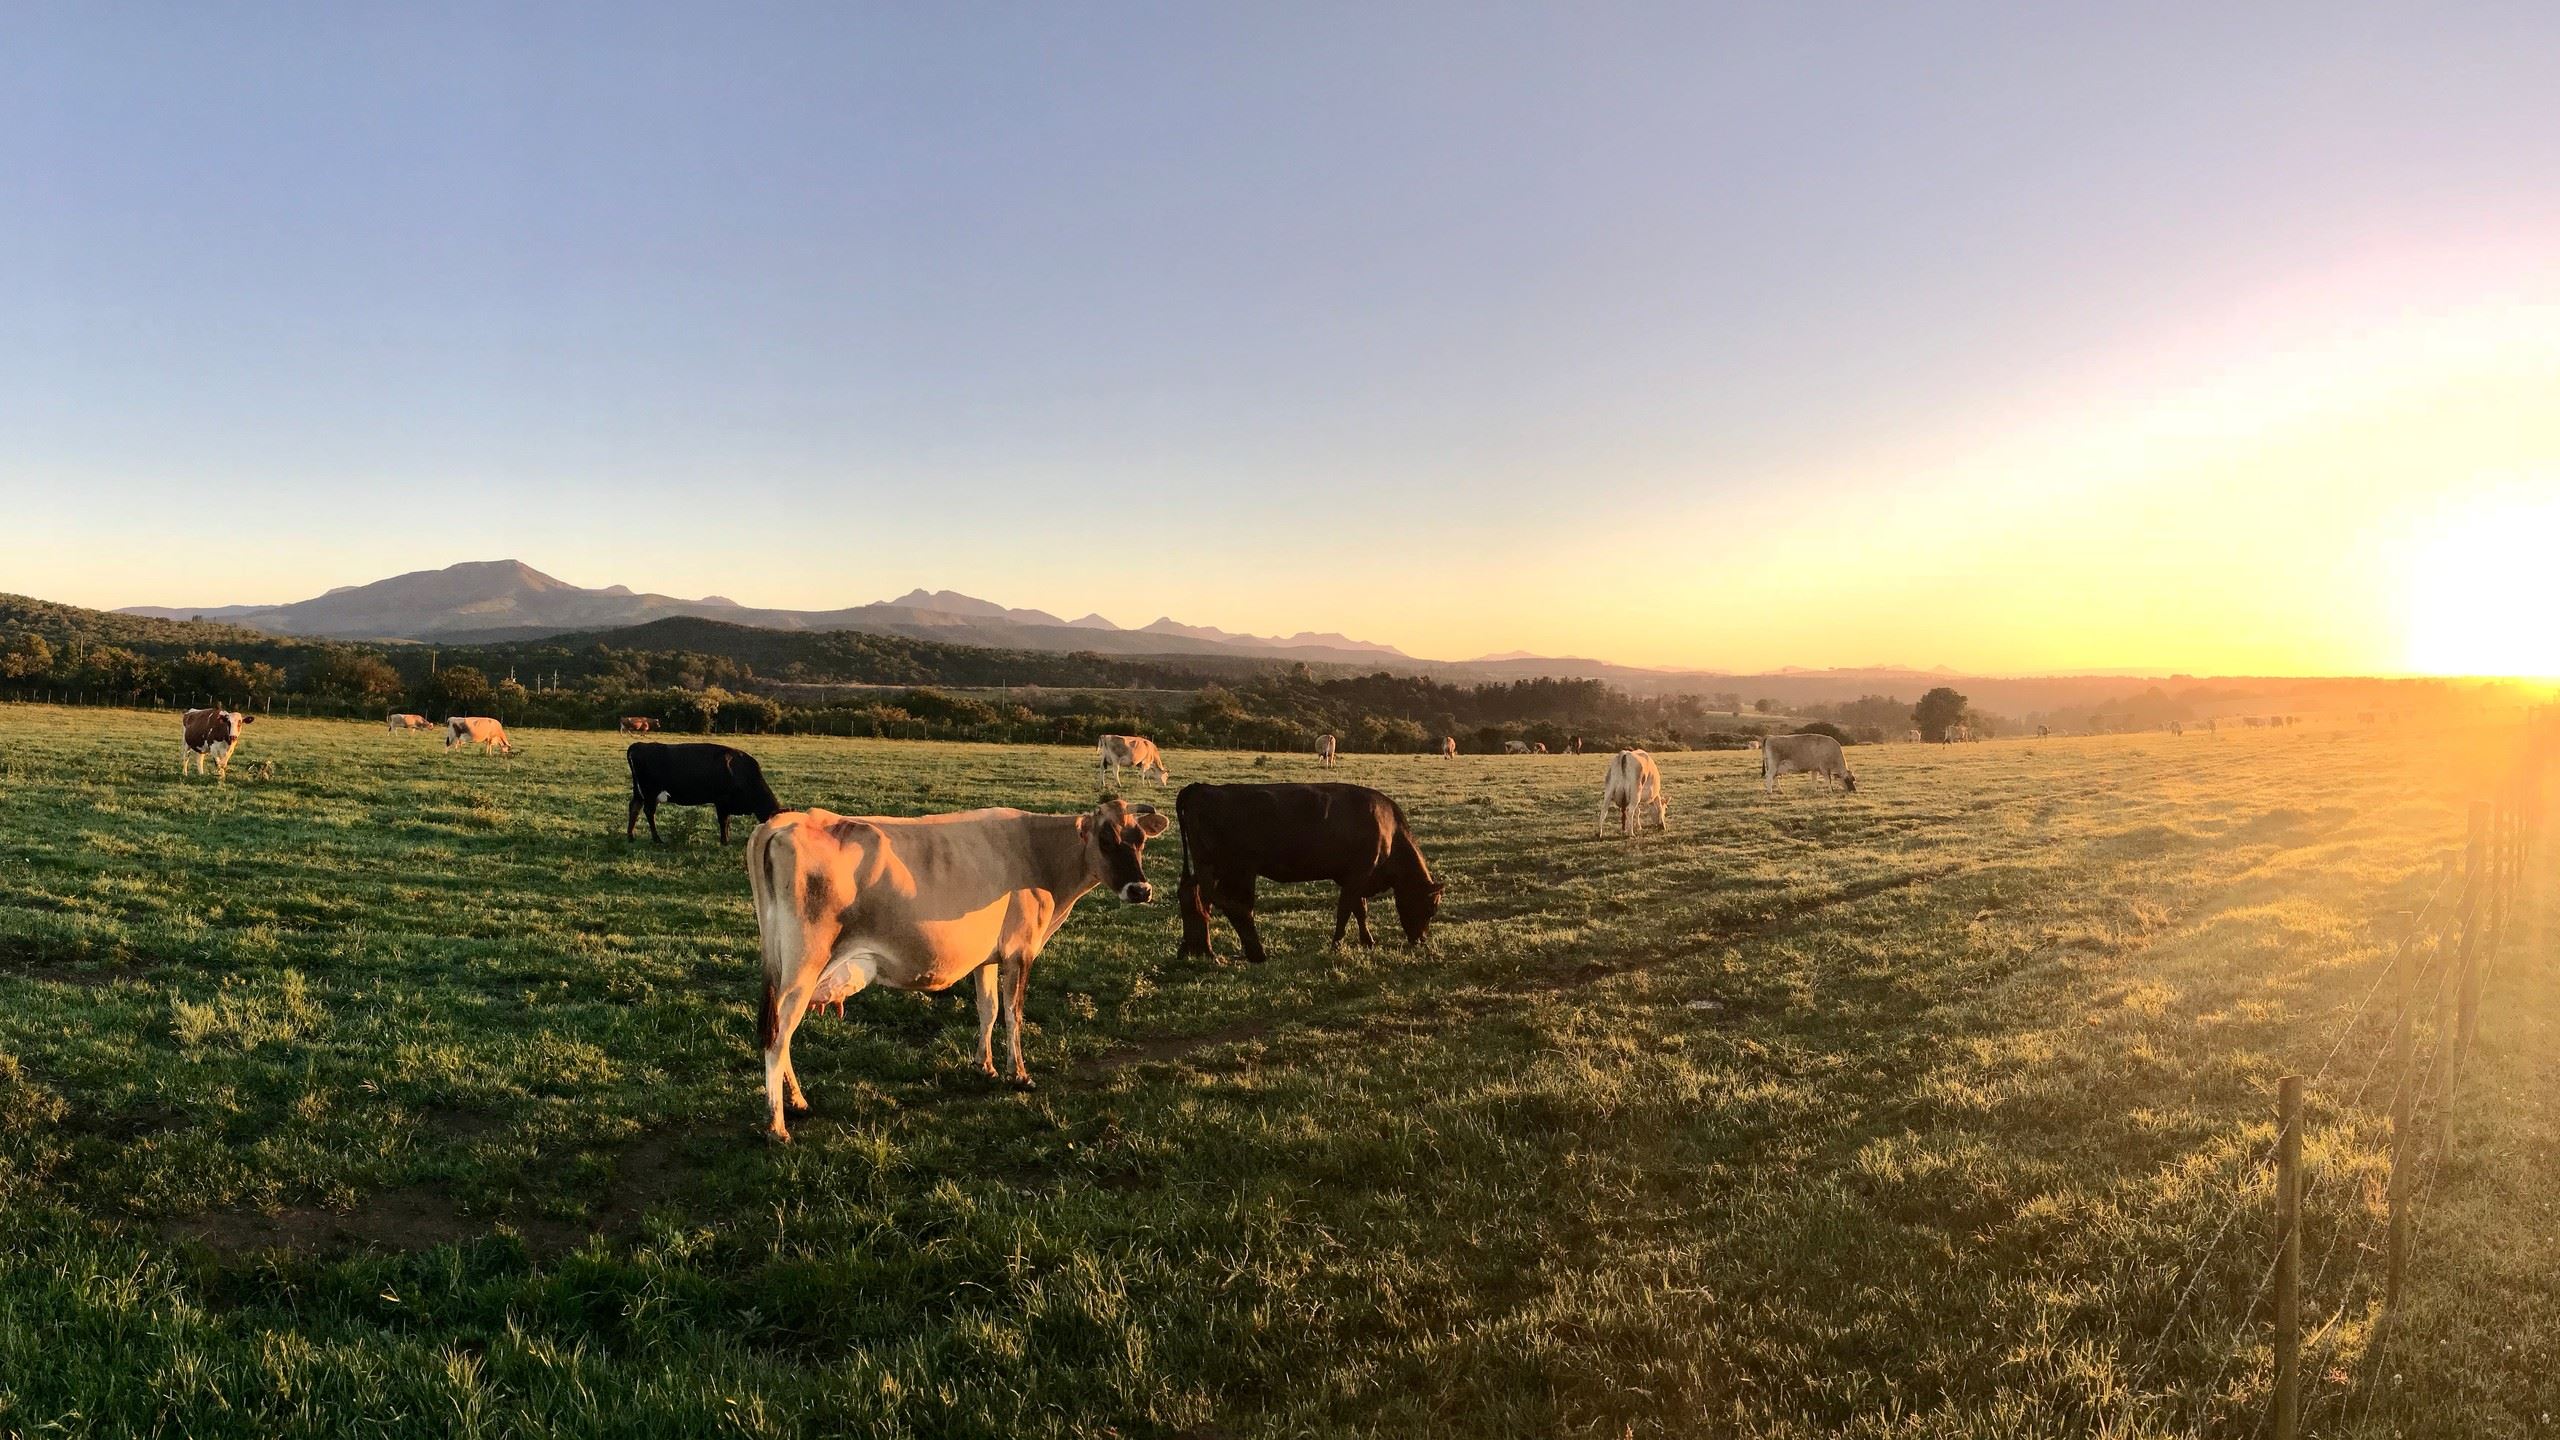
[0,593,2532,753]
[0,594,1760,752]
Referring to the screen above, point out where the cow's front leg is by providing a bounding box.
[972,962,1001,1077]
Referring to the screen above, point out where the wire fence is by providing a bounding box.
[2123,706,2552,1437]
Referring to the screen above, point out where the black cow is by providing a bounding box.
[625,742,783,844]
[1175,782,1444,965]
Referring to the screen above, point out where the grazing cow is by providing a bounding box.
[1440,736,1457,759]
[1532,742,1549,755]
[1566,736,1584,756]
[1908,729,1924,743]
[1097,734,1168,786]
[386,712,432,733]
[1762,733,1856,795]
[628,742,784,844]
[446,716,513,755]
[1503,740,1534,755]
[1599,748,1667,837]
[747,799,1168,1140]
[2169,721,2183,736]
[180,708,254,778]
[618,716,658,734]
[1176,782,1443,966]
[2036,725,2049,739]
[1316,734,1338,768]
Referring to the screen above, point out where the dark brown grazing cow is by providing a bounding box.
[1175,782,1443,965]
[180,708,254,778]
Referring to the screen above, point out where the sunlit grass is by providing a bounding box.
[0,706,2546,1437]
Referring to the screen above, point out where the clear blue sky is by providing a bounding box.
[8,4,2558,670]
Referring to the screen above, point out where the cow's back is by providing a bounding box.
[1179,782,1400,883]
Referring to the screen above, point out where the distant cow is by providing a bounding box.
[1565,736,1584,756]
[2036,725,2049,739]
[2169,721,2183,736]
[1762,733,1856,795]
[1097,734,1168,786]
[1599,748,1667,837]
[386,713,432,733]
[446,716,513,755]
[1440,736,1457,759]
[180,708,254,778]
[1532,742,1549,754]
[628,742,783,844]
[1316,734,1338,768]
[747,799,1169,1140]
[618,716,658,734]
[1176,782,1443,965]
[1908,729,1924,743]
[1503,740,1534,755]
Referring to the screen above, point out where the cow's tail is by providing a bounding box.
[745,816,796,1051]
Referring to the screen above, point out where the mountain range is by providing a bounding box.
[119,560,1413,664]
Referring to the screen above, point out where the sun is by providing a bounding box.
[2403,487,2560,677]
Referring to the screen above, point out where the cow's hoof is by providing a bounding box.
[785,1096,810,1116]
[764,1126,793,1145]
[1008,1075,1036,1091]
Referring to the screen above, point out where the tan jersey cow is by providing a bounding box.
[181,708,254,777]
[1440,736,1457,759]
[746,801,1169,1141]
[1600,748,1667,837]
[445,716,513,755]
[1315,734,1338,768]
[1762,733,1856,795]
[387,713,432,732]
[1096,734,1167,786]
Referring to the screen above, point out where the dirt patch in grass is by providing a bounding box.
[0,936,142,987]
[161,1184,494,1257]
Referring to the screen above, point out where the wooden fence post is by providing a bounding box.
[2385,931,2417,1309]
[2274,1074,2303,1440]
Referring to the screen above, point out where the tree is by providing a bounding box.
[417,665,492,716]
[169,650,258,704]
[1753,698,1777,714]
[1913,686,1969,742]
[309,651,406,708]
[1,633,54,681]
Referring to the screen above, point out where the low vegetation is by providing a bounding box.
[0,705,2547,1436]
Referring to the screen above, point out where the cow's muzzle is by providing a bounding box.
[1119,882,1155,904]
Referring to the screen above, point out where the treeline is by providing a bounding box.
[0,594,1782,753]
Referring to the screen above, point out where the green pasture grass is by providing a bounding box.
[0,706,2548,1437]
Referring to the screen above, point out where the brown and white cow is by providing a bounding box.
[386,712,433,732]
[746,800,1169,1140]
[1762,733,1856,795]
[181,708,254,777]
[1315,734,1338,768]
[1599,748,1667,837]
[446,716,513,755]
[618,716,658,734]
[1096,734,1167,786]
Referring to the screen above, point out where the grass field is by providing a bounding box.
[0,705,2550,1438]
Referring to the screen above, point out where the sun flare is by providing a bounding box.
[2404,487,2560,677]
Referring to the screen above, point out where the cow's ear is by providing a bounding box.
[1134,810,1171,837]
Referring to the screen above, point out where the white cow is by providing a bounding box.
[1762,733,1856,795]
[1097,734,1168,786]
[1316,734,1338,768]
[446,716,513,755]
[1599,748,1667,837]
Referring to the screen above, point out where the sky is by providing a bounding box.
[5,3,2558,675]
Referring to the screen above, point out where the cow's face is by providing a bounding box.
[1084,800,1170,903]
[1399,880,1447,944]
[1841,771,1858,793]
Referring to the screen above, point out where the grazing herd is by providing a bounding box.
[168,704,1898,1136]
